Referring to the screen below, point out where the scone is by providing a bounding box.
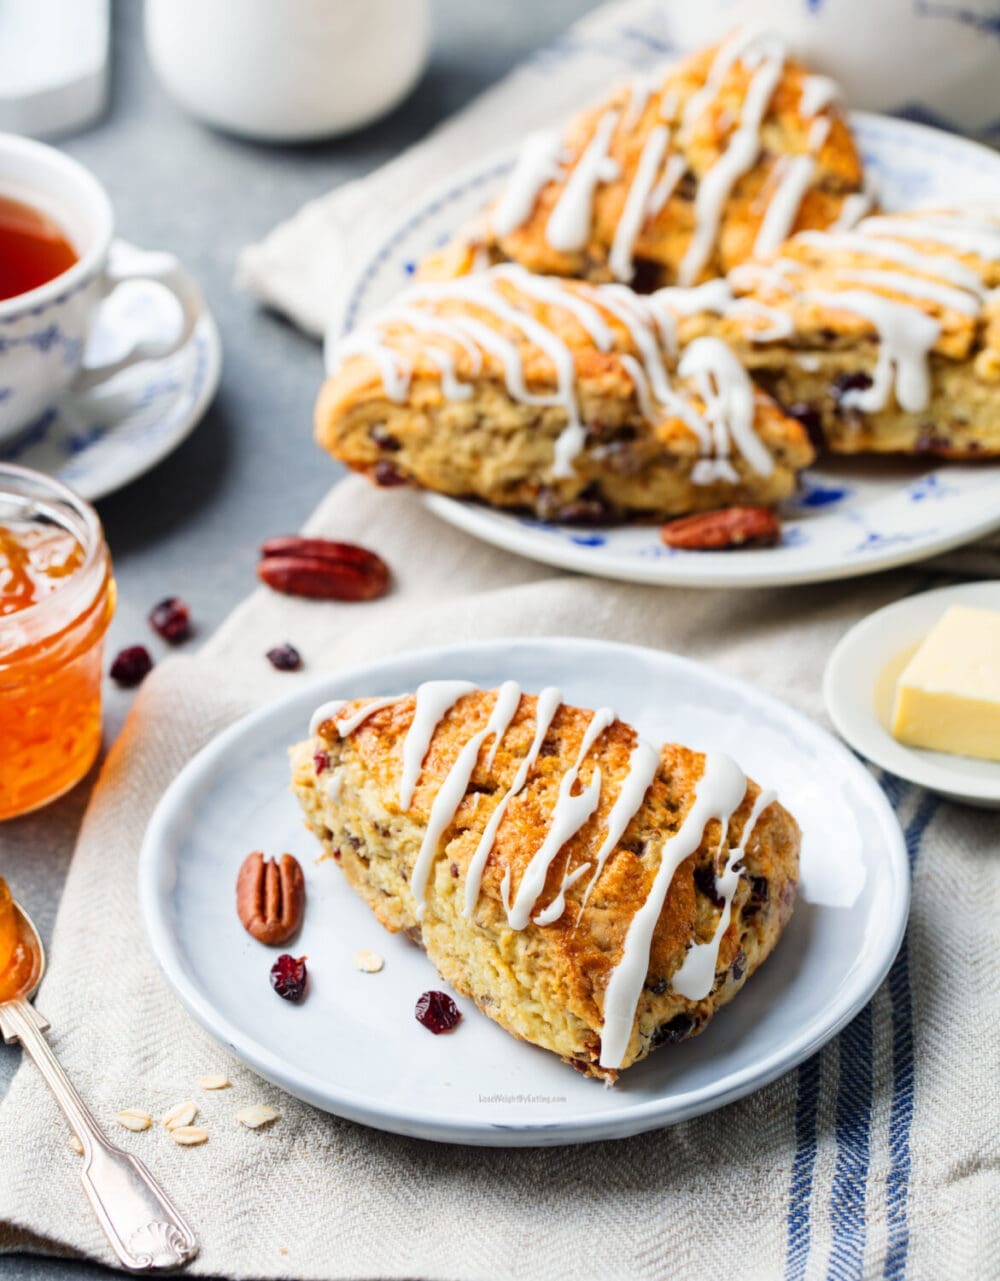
[315,265,814,521]
[421,30,868,290]
[654,208,1000,457]
[290,681,800,1081]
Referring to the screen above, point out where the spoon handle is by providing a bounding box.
[0,999,198,1271]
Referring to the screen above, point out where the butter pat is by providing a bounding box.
[892,605,1000,762]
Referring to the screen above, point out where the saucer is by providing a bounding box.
[824,581,1000,808]
[0,240,221,502]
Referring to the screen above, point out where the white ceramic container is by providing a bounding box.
[144,0,433,142]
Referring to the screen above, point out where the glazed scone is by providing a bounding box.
[653,208,1000,458]
[316,266,814,521]
[420,30,867,290]
[290,682,800,1081]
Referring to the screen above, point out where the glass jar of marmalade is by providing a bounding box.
[0,464,115,819]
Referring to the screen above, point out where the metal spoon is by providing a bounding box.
[0,895,198,1271]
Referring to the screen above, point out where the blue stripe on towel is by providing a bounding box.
[827,1003,874,1279]
[883,791,939,1280]
[786,1052,823,1280]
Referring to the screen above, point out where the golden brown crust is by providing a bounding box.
[290,689,800,1080]
[657,209,1000,458]
[315,271,814,520]
[421,39,865,290]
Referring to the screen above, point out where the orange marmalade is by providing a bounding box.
[0,876,38,1001]
[0,464,115,819]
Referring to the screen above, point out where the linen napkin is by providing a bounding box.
[2,2,998,1276]
[1,474,998,1281]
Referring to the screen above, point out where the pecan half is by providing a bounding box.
[661,506,781,551]
[258,537,389,601]
[236,852,305,945]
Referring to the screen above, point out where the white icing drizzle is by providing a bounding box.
[483,679,522,770]
[326,768,344,803]
[679,337,775,482]
[492,265,614,350]
[463,686,563,918]
[832,267,982,316]
[861,213,1000,261]
[399,680,477,811]
[502,707,616,930]
[546,109,621,253]
[577,739,660,915]
[332,333,410,400]
[671,787,775,1001]
[678,35,786,286]
[375,305,485,372]
[658,87,679,122]
[334,696,403,738]
[754,155,816,257]
[655,279,736,316]
[491,130,564,236]
[619,353,657,420]
[623,75,655,129]
[794,230,986,294]
[645,153,686,218]
[424,345,473,399]
[533,861,592,927]
[609,125,671,282]
[598,751,747,1070]
[309,699,346,736]
[681,28,768,131]
[804,288,941,412]
[410,682,523,918]
[807,115,831,153]
[799,74,841,118]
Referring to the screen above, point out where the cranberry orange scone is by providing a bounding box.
[315,266,814,521]
[290,683,800,1081]
[654,208,1000,457]
[420,30,867,290]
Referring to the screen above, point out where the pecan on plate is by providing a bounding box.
[236,851,305,945]
[661,506,781,551]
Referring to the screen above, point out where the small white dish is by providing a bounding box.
[0,240,221,501]
[824,580,1000,809]
[326,114,1000,590]
[139,637,908,1146]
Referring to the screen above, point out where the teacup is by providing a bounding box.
[0,132,205,443]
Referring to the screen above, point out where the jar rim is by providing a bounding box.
[0,462,109,638]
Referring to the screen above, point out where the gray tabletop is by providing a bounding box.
[0,1,595,1276]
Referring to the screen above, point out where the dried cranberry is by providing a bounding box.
[270,954,308,1002]
[830,371,873,407]
[373,461,408,487]
[650,1012,696,1047]
[415,990,462,1034]
[369,424,402,452]
[694,863,724,908]
[313,750,330,775]
[449,862,459,878]
[266,643,302,671]
[148,596,191,644]
[109,645,153,687]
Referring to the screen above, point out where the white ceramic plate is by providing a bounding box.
[824,580,1000,808]
[139,638,908,1146]
[326,114,1000,589]
[0,240,221,502]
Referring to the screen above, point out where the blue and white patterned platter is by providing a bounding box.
[327,114,1000,589]
[0,241,221,503]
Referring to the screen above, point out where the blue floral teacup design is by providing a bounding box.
[0,133,204,442]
